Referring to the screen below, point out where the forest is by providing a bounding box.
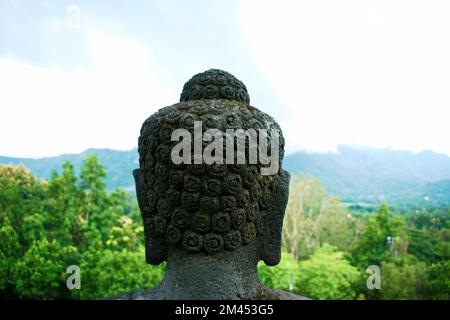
[0,154,448,299]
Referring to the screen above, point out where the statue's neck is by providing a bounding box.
[156,244,264,300]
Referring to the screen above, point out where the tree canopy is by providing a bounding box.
[0,158,448,299]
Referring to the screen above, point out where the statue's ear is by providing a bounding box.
[133,168,167,265]
[133,169,147,212]
[144,236,167,265]
[260,169,290,266]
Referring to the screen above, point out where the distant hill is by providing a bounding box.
[1,145,450,206]
[284,145,450,206]
[0,148,139,191]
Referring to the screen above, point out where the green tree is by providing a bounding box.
[283,175,360,260]
[0,217,21,296]
[106,215,144,252]
[79,247,164,299]
[407,228,449,264]
[259,245,360,300]
[351,203,406,268]
[13,239,79,299]
[0,157,161,300]
[77,155,122,248]
[80,154,107,197]
[426,261,450,300]
[380,256,428,300]
[296,244,360,299]
[45,161,84,246]
[258,252,300,292]
[0,164,45,246]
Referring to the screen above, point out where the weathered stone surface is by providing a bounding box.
[112,69,308,300]
[180,69,250,104]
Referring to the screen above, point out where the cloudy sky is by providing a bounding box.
[1,0,449,158]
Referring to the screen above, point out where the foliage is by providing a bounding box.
[0,217,21,294]
[13,239,79,299]
[79,248,164,299]
[0,156,162,299]
[407,228,449,264]
[406,208,450,264]
[426,261,450,300]
[379,256,428,300]
[259,245,360,300]
[279,176,449,300]
[258,252,300,292]
[283,175,361,260]
[0,158,448,300]
[0,148,138,191]
[296,244,360,300]
[350,203,406,268]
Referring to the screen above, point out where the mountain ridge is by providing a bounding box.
[1,145,449,206]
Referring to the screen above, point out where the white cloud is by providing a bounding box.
[0,29,178,158]
[2,1,450,158]
[240,0,450,155]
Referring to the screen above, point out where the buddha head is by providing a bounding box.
[133,69,290,267]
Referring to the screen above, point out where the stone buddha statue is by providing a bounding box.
[112,69,307,300]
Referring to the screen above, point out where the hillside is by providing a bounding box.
[284,145,450,205]
[0,148,139,191]
[1,145,450,206]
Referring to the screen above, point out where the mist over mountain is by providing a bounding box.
[1,145,449,206]
[284,145,450,206]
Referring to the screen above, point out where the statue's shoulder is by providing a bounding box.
[108,286,162,300]
[256,286,311,300]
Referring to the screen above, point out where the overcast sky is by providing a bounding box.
[1,0,449,158]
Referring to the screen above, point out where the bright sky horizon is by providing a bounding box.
[1,0,449,158]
